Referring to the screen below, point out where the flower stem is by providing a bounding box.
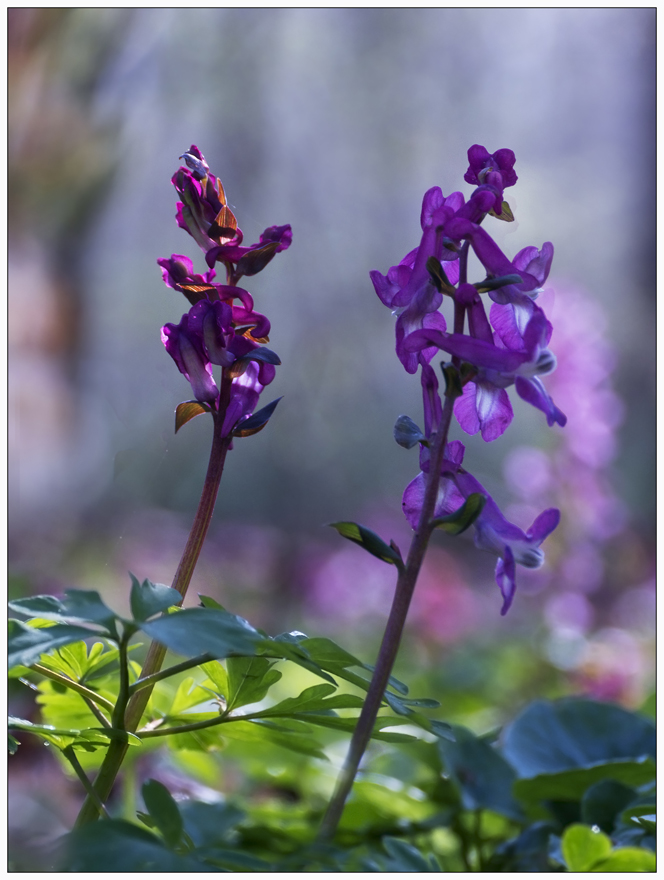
[318,390,456,841]
[74,402,232,828]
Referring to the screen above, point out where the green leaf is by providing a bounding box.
[502,698,656,778]
[200,660,229,697]
[561,824,612,872]
[8,620,96,670]
[382,837,440,872]
[439,725,523,820]
[213,718,328,760]
[8,733,20,754]
[139,607,262,659]
[431,493,486,535]
[631,813,656,834]
[9,590,119,638]
[142,779,184,847]
[590,848,657,872]
[295,713,417,743]
[581,779,636,833]
[225,656,282,711]
[175,400,210,433]
[232,397,282,437]
[62,820,211,872]
[129,575,181,622]
[9,715,141,751]
[254,683,363,718]
[328,522,403,566]
[513,758,656,805]
[179,800,245,848]
[393,415,427,449]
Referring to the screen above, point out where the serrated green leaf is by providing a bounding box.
[9,590,119,638]
[226,656,282,711]
[175,400,210,433]
[8,620,96,670]
[142,779,183,847]
[200,660,229,697]
[328,522,402,566]
[431,493,486,535]
[129,574,181,622]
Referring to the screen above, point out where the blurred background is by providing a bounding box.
[8,7,655,863]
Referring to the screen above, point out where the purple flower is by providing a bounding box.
[464,145,517,189]
[221,361,270,438]
[402,445,560,614]
[454,471,560,615]
[161,301,277,408]
[404,303,566,439]
[158,254,271,340]
[173,158,241,254]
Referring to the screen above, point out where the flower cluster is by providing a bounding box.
[159,147,291,437]
[373,145,563,613]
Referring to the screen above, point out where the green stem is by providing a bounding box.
[63,746,110,820]
[318,390,457,841]
[74,400,232,828]
[82,697,112,728]
[128,653,215,695]
[30,664,115,714]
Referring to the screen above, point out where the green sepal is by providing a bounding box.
[226,347,281,379]
[474,273,523,293]
[426,256,455,294]
[328,522,403,566]
[489,200,515,221]
[232,397,281,438]
[174,400,210,434]
[431,493,487,535]
[441,362,463,400]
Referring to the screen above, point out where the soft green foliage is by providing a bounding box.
[8,586,657,871]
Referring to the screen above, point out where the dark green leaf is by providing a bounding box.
[140,608,262,659]
[513,758,657,804]
[581,779,636,833]
[8,733,20,754]
[225,656,282,710]
[440,725,523,820]
[502,698,656,777]
[382,837,440,872]
[61,819,213,872]
[394,415,427,449]
[179,801,245,848]
[255,683,364,718]
[9,590,119,637]
[232,397,282,437]
[328,522,402,566]
[8,620,97,670]
[175,400,210,433]
[363,663,409,696]
[142,779,184,847]
[295,713,417,742]
[130,575,181,622]
[431,493,486,535]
